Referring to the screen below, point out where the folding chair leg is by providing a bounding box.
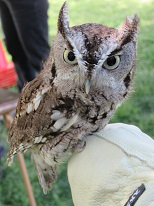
[17,153,36,206]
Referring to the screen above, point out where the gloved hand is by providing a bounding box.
[68,123,154,206]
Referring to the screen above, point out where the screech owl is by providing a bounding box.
[7,2,139,194]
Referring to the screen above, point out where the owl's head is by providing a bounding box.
[49,2,139,103]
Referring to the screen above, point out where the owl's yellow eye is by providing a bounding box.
[63,49,78,64]
[103,56,120,70]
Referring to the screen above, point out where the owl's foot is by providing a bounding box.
[74,140,86,153]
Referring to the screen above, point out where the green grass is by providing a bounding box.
[0,0,154,205]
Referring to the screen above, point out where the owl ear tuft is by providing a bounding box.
[123,15,139,36]
[58,2,70,38]
[116,15,139,49]
[120,15,140,44]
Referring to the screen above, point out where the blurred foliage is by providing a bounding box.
[0,0,154,205]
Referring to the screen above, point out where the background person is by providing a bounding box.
[0,0,50,91]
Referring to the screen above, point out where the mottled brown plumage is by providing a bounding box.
[7,2,139,194]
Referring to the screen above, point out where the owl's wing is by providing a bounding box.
[7,74,61,165]
[7,74,79,166]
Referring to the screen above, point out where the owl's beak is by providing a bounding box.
[85,79,91,94]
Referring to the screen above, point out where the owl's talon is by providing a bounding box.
[74,140,86,153]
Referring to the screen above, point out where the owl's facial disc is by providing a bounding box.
[84,55,121,94]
